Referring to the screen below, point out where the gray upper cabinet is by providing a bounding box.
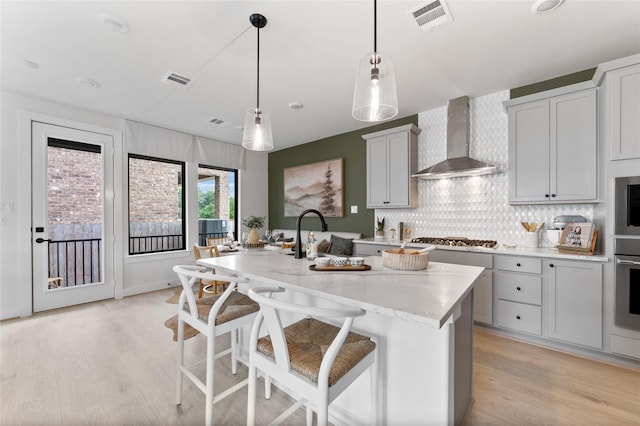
[610,63,640,160]
[362,124,419,209]
[506,87,598,204]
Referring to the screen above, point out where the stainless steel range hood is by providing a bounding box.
[412,96,497,179]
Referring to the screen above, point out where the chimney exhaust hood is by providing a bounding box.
[412,96,497,179]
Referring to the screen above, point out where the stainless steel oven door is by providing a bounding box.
[615,176,640,236]
[615,254,640,331]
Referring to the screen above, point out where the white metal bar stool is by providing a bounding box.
[246,286,378,426]
[172,265,259,426]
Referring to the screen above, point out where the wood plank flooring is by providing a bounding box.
[1,289,638,425]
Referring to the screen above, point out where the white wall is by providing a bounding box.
[0,90,268,319]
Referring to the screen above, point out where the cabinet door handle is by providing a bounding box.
[545,194,550,198]
[516,315,521,320]
[551,194,556,198]
[516,286,521,291]
[516,262,521,267]
[549,263,554,268]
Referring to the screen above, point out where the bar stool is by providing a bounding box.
[246,286,378,426]
[172,265,259,426]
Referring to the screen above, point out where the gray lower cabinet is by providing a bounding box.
[354,243,392,257]
[545,259,603,349]
[430,250,494,325]
[493,256,543,336]
[354,242,605,351]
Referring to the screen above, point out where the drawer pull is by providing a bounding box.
[516,263,521,267]
[516,315,521,320]
[516,286,521,291]
[549,263,554,268]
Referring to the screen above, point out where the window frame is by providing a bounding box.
[197,164,238,244]
[127,153,186,255]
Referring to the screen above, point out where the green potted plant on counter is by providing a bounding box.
[375,216,385,240]
[242,215,266,245]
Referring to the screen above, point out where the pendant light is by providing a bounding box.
[242,13,274,151]
[352,0,398,122]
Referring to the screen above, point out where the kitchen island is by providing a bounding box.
[198,251,484,425]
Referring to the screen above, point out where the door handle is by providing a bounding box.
[35,238,51,244]
[617,258,640,266]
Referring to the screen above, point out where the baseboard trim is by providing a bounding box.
[122,280,180,297]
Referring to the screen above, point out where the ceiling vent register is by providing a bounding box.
[208,117,230,126]
[409,0,453,32]
[162,72,193,88]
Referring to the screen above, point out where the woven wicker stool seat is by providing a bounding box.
[193,291,259,325]
[172,265,258,426]
[257,317,375,386]
[247,286,378,426]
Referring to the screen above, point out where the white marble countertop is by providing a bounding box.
[354,238,609,262]
[197,250,484,329]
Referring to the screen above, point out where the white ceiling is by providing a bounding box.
[2,1,639,151]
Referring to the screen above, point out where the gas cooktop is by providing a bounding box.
[411,237,498,248]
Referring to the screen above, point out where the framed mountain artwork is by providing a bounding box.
[283,158,343,217]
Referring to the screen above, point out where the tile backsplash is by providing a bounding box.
[376,90,593,248]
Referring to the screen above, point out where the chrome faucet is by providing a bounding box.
[295,209,328,259]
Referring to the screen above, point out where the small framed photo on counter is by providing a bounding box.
[558,222,597,254]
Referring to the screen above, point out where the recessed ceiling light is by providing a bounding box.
[24,60,39,69]
[531,0,564,14]
[77,77,101,88]
[288,102,304,110]
[99,13,130,33]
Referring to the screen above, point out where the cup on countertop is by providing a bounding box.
[349,257,365,267]
[524,231,539,248]
[315,257,331,267]
[331,257,348,267]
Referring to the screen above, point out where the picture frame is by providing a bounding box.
[283,158,343,217]
[558,222,597,254]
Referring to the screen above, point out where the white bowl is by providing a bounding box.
[349,257,365,267]
[331,257,348,267]
[315,257,331,267]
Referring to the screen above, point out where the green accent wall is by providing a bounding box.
[268,115,418,238]
[510,68,596,99]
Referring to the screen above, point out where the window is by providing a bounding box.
[197,165,238,245]
[128,154,185,255]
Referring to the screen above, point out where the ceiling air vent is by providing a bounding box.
[409,0,453,32]
[162,71,193,88]
[208,117,231,127]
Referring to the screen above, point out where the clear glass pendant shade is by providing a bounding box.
[352,51,398,122]
[242,108,273,151]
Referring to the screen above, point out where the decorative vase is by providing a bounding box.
[375,230,385,241]
[248,228,260,244]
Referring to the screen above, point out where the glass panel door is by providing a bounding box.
[32,122,114,312]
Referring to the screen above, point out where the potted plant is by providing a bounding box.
[375,216,385,240]
[242,215,266,245]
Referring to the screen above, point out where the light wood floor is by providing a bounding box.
[1,289,639,425]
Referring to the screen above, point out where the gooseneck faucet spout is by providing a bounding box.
[295,209,328,259]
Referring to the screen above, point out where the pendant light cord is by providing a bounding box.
[373,0,377,53]
[256,26,260,111]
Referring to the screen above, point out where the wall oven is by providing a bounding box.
[615,176,640,236]
[615,238,640,331]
